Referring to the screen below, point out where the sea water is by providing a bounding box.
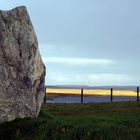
[46,95,137,103]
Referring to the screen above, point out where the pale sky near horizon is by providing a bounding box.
[1,0,140,86]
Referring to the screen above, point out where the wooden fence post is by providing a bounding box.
[137,87,139,101]
[111,88,113,102]
[44,87,47,104]
[81,89,84,103]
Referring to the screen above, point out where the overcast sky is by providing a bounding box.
[1,0,140,86]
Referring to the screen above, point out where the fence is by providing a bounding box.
[44,86,140,103]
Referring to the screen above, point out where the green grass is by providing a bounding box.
[0,101,140,140]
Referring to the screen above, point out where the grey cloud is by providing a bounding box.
[1,0,140,85]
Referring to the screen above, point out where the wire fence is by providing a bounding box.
[44,86,140,103]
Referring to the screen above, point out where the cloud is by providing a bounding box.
[88,74,134,83]
[43,57,114,66]
[46,72,135,86]
[39,44,140,86]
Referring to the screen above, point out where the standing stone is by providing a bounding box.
[0,6,46,123]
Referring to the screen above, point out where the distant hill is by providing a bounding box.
[46,85,138,91]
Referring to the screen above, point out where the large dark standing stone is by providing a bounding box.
[0,6,46,123]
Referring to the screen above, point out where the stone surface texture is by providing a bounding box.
[0,6,46,123]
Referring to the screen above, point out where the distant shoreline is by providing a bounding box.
[46,85,138,91]
[46,93,137,98]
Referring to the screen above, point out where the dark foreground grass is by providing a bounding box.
[0,101,140,140]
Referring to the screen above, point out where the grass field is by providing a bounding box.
[46,88,137,96]
[0,101,140,140]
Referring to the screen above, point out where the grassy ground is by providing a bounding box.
[0,101,140,140]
